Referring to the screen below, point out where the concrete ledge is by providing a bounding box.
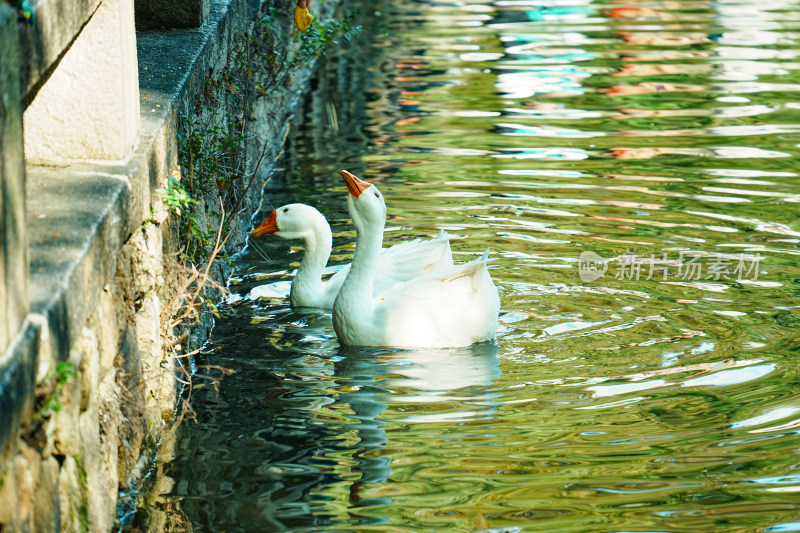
[27,170,131,363]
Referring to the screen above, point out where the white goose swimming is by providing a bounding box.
[333,170,500,348]
[252,203,452,309]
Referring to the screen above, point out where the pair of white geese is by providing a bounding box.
[252,170,500,349]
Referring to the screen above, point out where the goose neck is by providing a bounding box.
[295,223,332,282]
[348,222,383,288]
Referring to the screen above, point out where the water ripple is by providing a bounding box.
[160,0,800,530]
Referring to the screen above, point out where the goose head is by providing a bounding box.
[251,203,328,240]
[339,170,387,232]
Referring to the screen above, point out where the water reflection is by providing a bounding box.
[339,343,501,420]
[320,343,501,509]
[153,297,505,530]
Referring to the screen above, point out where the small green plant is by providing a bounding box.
[180,212,214,264]
[157,174,217,264]
[159,176,197,216]
[180,118,246,195]
[36,361,78,419]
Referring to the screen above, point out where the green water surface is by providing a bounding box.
[155,0,800,531]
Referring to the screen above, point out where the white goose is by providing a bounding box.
[252,203,452,309]
[333,170,500,348]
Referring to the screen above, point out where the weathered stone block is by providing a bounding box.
[52,359,82,457]
[26,168,131,365]
[138,292,177,413]
[75,327,99,409]
[0,442,40,530]
[23,0,140,162]
[0,3,27,355]
[134,0,211,29]
[0,445,19,527]
[58,455,85,533]
[79,404,113,533]
[93,288,123,377]
[116,368,147,489]
[97,371,121,493]
[34,455,61,532]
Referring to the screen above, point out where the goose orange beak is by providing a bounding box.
[340,170,371,198]
[252,210,278,236]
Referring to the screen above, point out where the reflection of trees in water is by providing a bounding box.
[148,305,341,531]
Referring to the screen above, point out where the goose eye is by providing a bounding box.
[374,191,380,198]
[283,208,289,213]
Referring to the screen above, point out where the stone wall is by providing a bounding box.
[0,0,338,530]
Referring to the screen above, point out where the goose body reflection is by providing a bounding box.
[331,342,502,502]
[252,203,453,309]
[333,170,501,348]
[351,343,502,422]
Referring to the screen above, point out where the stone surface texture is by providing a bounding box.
[17,0,104,104]
[23,0,140,163]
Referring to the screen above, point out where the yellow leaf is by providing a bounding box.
[294,6,313,31]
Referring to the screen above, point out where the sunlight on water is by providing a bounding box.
[154,0,800,531]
